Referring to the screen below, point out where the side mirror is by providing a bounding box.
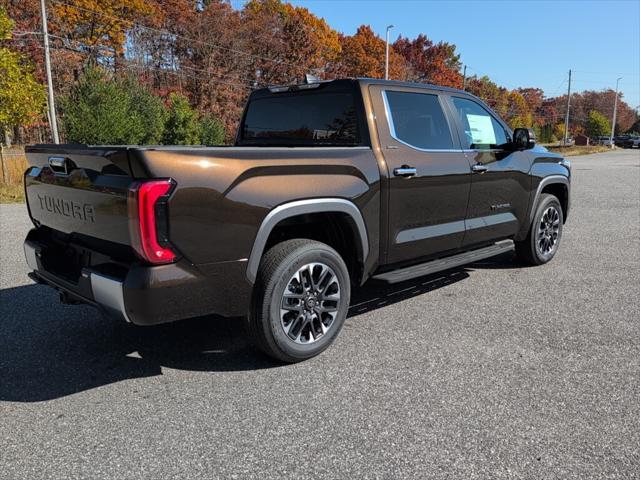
[513,128,536,150]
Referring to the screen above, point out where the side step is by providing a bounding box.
[373,240,515,284]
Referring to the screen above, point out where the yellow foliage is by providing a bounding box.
[52,0,156,54]
[0,7,46,131]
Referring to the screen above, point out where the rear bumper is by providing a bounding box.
[24,238,253,325]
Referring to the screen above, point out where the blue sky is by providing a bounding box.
[235,0,640,107]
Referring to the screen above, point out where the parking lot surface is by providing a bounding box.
[1,150,639,479]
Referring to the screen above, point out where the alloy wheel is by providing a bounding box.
[280,262,341,344]
[536,206,561,257]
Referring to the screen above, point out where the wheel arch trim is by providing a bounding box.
[529,175,570,225]
[246,198,369,284]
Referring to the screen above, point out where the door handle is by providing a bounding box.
[393,165,417,177]
[471,163,488,173]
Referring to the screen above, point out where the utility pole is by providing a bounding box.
[609,77,622,149]
[40,0,59,144]
[385,24,394,80]
[563,69,571,146]
[462,65,467,91]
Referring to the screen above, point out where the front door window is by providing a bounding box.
[451,97,508,150]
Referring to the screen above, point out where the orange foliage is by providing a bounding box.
[336,25,408,80]
[3,0,637,141]
[394,34,462,88]
[52,0,156,55]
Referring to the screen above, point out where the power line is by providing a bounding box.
[48,0,323,73]
[16,30,258,88]
[572,70,640,76]
[40,41,254,90]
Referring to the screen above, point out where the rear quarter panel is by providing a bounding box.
[132,147,381,270]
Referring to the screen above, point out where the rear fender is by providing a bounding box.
[246,198,369,284]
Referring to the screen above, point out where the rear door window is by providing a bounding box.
[451,97,508,149]
[383,90,454,150]
[241,91,360,146]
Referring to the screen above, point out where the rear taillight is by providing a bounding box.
[128,179,177,264]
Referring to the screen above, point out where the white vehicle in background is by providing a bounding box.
[595,136,614,146]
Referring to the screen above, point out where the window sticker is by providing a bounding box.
[466,114,496,145]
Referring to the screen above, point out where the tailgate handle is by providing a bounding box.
[48,156,70,175]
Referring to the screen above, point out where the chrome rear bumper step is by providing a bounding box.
[373,240,515,284]
[90,273,131,323]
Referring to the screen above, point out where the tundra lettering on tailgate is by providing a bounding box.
[37,194,95,223]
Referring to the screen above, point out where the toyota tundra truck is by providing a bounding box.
[23,78,571,362]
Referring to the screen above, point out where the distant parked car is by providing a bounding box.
[595,136,613,146]
[623,136,640,148]
[614,135,630,147]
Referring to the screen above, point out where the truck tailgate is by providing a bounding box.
[24,145,134,246]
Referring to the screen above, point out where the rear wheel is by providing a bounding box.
[250,239,350,363]
[516,193,563,265]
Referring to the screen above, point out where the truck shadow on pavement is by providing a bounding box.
[0,256,522,402]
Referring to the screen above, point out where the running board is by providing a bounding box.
[373,240,515,284]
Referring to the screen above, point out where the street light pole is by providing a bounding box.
[462,65,467,90]
[609,77,622,149]
[40,0,59,144]
[563,69,571,146]
[385,24,394,80]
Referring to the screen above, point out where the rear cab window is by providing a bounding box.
[383,90,454,150]
[238,81,366,147]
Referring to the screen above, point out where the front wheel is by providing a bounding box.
[516,193,564,265]
[250,239,351,363]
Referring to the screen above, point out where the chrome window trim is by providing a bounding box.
[246,198,369,284]
[463,148,506,153]
[381,90,460,153]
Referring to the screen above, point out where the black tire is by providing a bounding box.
[249,239,351,363]
[516,193,564,266]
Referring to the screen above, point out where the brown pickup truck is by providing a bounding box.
[23,78,571,362]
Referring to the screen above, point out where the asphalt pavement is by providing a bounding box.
[1,149,639,479]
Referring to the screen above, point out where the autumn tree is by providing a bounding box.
[553,122,566,141]
[241,0,341,84]
[52,0,156,62]
[393,34,462,88]
[505,90,532,129]
[3,0,638,146]
[548,90,635,137]
[586,110,611,138]
[465,75,510,117]
[280,2,342,76]
[336,25,408,79]
[0,7,45,145]
[128,0,197,91]
[3,0,45,77]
